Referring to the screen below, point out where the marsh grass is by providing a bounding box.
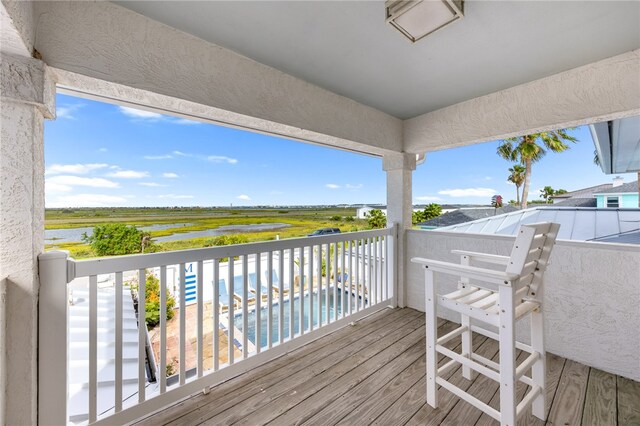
[45,207,368,259]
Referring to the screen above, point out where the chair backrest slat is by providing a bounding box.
[506,222,559,296]
[506,223,560,275]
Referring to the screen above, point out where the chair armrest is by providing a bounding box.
[451,250,510,265]
[411,257,519,285]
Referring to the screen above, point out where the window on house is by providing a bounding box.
[606,196,619,208]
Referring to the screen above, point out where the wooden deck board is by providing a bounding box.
[617,376,640,426]
[133,308,635,426]
[153,308,415,426]
[582,368,617,426]
[271,321,456,426]
[546,359,590,425]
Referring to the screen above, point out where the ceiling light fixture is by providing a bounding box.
[385,0,464,43]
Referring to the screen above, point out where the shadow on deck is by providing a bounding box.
[134,307,640,425]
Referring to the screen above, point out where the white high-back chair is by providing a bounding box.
[412,222,559,426]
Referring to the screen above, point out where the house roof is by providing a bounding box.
[553,198,598,208]
[435,207,640,244]
[418,206,519,228]
[593,181,639,195]
[550,183,612,199]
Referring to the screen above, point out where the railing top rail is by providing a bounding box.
[69,227,394,280]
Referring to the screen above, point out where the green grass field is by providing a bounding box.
[45,207,369,259]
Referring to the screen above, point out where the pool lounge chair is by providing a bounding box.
[233,275,256,305]
[264,269,289,294]
[248,273,270,301]
[216,279,236,311]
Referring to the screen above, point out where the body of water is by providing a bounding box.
[154,223,291,242]
[45,222,290,244]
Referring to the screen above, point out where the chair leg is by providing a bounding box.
[461,314,474,380]
[425,269,438,408]
[499,286,516,426]
[531,308,547,420]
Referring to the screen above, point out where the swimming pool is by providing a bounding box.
[235,289,360,349]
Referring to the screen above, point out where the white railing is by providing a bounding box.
[38,226,396,425]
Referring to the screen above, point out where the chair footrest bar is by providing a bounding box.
[436,376,501,421]
[437,358,459,376]
[471,353,499,371]
[436,344,500,382]
[516,385,542,418]
[470,325,533,353]
[437,325,467,345]
[516,351,540,379]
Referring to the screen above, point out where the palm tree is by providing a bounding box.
[540,186,555,203]
[507,165,525,206]
[497,130,577,208]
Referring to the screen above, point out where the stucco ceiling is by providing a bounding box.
[115,1,640,119]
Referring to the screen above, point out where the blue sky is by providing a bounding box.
[45,94,634,207]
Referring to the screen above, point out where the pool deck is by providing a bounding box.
[138,307,640,425]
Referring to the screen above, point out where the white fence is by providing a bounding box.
[38,227,396,425]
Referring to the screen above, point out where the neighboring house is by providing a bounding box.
[356,205,386,219]
[553,198,597,207]
[417,206,519,229]
[593,181,639,208]
[435,206,640,244]
[549,183,613,204]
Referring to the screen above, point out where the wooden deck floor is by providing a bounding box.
[135,308,640,426]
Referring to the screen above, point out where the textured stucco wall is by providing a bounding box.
[0,0,34,56]
[406,230,640,381]
[404,50,640,153]
[384,154,416,307]
[33,1,402,155]
[0,53,54,426]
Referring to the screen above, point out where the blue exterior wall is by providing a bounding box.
[595,193,639,208]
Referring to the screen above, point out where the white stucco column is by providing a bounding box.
[0,53,55,425]
[383,153,416,308]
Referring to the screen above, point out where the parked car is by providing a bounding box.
[307,228,341,236]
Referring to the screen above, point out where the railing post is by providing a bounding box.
[0,277,6,425]
[38,251,70,426]
[387,225,398,307]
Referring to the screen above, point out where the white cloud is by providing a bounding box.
[173,151,191,157]
[138,182,167,187]
[119,106,203,125]
[46,175,119,188]
[345,183,363,190]
[46,182,73,193]
[438,187,497,198]
[48,194,127,207]
[119,106,163,120]
[325,184,340,189]
[174,118,200,125]
[237,194,251,201]
[415,195,442,201]
[163,172,179,178]
[107,170,149,179]
[56,104,84,120]
[144,154,173,160]
[207,155,238,164]
[46,163,109,175]
[156,194,194,199]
